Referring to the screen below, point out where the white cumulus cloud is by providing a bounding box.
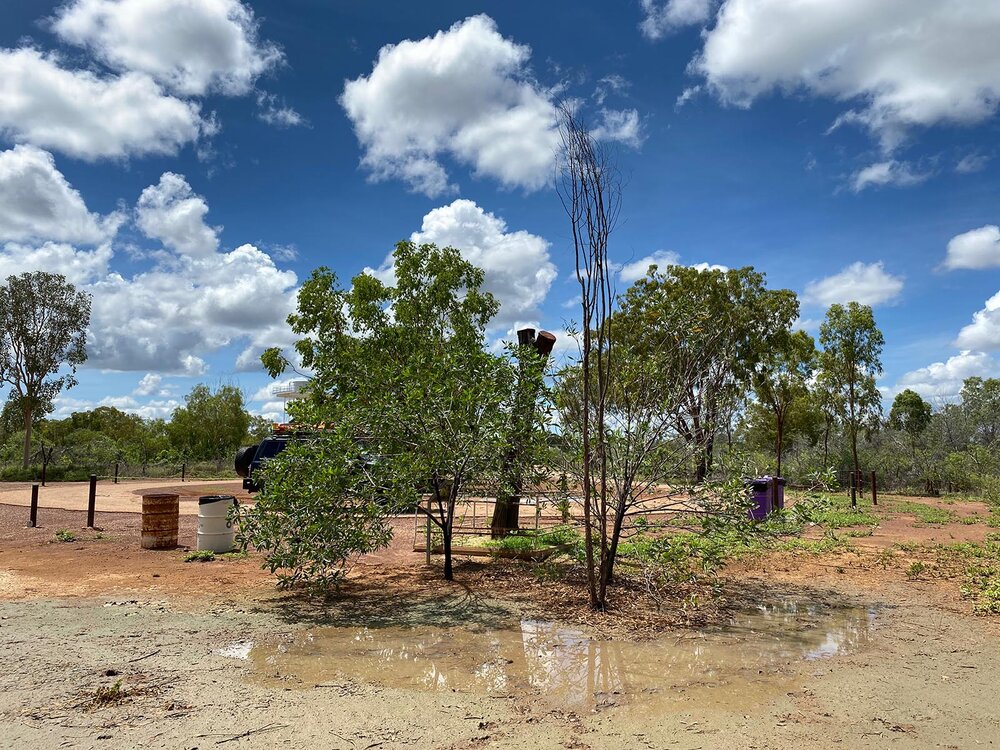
[0,173,299,375]
[618,250,728,283]
[0,145,124,245]
[956,290,1000,351]
[0,241,112,287]
[803,261,904,307]
[0,47,207,161]
[640,0,716,39]
[136,172,221,258]
[682,0,1000,153]
[51,0,283,97]
[86,241,297,374]
[892,351,1000,402]
[365,199,556,330]
[340,15,560,197]
[944,225,1000,270]
[619,250,680,282]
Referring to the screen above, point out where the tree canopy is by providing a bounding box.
[0,272,91,467]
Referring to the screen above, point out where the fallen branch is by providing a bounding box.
[215,723,286,745]
[127,649,161,663]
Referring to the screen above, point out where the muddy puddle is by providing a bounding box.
[231,598,876,714]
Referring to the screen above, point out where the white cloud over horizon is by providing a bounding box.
[0,172,299,376]
[365,199,557,331]
[618,250,728,283]
[956,290,1000,351]
[889,350,1000,403]
[803,261,904,307]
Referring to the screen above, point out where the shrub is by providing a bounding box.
[235,431,395,590]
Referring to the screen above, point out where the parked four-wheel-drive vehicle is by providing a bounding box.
[235,426,379,495]
[235,432,292,492]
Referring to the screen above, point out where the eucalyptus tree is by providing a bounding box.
[618,265,799,482]
[960,377,1000,447]
[751,329,817,477]
[0,272,91,467]
[167,384,252,460]
[818,302,884,495]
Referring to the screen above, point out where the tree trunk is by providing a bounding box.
[605,497,628,584]
[776,415,784,478]
[443,524,453,581]
[22,401,32,469]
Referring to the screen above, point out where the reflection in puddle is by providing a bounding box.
[247,599,876,713]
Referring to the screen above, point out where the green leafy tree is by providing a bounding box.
[889,389,932,437]
[235,428,394,589]
[0,272,91,467]
[889,388,933,474]
[246,414,273,443]
[167,384,251,460]
[257,242,521,583]
[818,302,884,495]
[960,377,1000,446]
[617,265,799,481]
[751,330,817,477]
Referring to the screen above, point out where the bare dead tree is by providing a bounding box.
[557,104,622,610]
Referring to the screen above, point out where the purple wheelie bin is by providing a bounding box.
[746,476,786,520]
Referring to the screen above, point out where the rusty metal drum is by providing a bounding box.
[141,492,179,549]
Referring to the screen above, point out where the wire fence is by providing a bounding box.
[0,458,236,484]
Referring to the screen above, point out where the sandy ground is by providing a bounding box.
[1,484,998,749]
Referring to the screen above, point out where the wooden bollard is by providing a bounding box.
[850,471,857,509]
[28,484,39,528]
[871,470,878,506]
[114,462,119,484]
[87,474,97,528]
[181,463,186,482]
[424,497,432,566]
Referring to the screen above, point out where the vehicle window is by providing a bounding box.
[256,440,288,459]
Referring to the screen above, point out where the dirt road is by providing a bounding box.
[1,489,998,749]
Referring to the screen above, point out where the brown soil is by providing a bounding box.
[1,485,999,749]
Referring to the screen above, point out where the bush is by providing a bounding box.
[234,431,395,590]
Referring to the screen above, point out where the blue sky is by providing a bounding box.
[2,0,1000,421]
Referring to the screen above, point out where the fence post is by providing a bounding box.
[114,462,119,484]
[425,497,432,566]
[28,484,39,528]
[871,470,878,506]
[87,474,97,528]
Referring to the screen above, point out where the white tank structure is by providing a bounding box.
[272,379,309,421]
[197,495,238,553]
